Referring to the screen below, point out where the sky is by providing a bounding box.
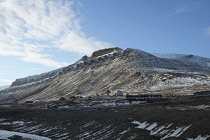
[0,0,210,86]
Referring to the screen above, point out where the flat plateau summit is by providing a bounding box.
[1,47,210,103]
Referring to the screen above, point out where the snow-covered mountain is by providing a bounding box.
[152,53,210,69]
[1,47,210,103]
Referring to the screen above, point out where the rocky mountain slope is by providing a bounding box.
[1,47,210,103]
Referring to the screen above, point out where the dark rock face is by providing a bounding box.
[81,55,89,61]
[91,47,122,58]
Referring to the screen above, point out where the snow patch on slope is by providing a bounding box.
[207,62,210,67]
[152,53,187,59]
[153,53,210,69]
[11,67,64,87]
[150,77,210,91]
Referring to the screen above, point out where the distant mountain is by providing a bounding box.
[0,85,9,91]
[1,47,210,103]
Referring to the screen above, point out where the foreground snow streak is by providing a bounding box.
[0,130,51,140]
[1,104,210,140]
[0,118,207,140]
[132,121,191,139]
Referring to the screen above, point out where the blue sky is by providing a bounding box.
[0,0,210,86]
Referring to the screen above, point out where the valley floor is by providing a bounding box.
[0,96,210,140]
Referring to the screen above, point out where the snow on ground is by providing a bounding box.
[0,130,51,140]
[119,128,130,135]
[190,105,210,109]
[0,118,6,122]
[95,101,143,107]
[0,105,11,108]
[57,100,144,108]
[187,135,210,140]
[83,121,96,128]
[0,120,24,126]
[147,123,158,130]
[161,125,191,140]
[12,121,24,125]
[132,121,148,129]
[132,121,191,140]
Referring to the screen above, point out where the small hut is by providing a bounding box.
[194,91,210,96]
[115,91,123,96]
[25,101,34,104]
[59,97,66,102]
[105,89,111,96]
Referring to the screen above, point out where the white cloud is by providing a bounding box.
[20,51,69,68]
[0,0,113,68]
[170,2,200,15]
[0,73,5,75]
[0,79,14,83]
[27,68,40,71]
[54,31,115,55]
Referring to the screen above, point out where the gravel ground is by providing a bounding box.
[0,96,210,140]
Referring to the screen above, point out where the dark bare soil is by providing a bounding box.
[0,96,210,140]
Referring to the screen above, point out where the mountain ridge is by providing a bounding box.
[1,47,210,103]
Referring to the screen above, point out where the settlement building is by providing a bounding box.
[115,91,124,96]
[194,91,210,96]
